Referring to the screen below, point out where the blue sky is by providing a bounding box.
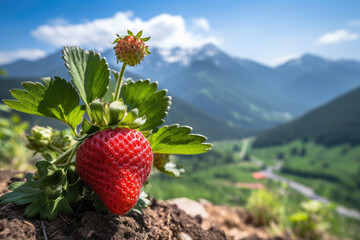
[1,0,359,66]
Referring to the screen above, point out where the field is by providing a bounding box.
[251,140,360,210]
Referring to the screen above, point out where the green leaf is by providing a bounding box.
[121,80,171,131]
[24,197,43,218]
[132,191,151,214]
[112,38,120,44]
[89,99,109,126]
[8,181,25,190]
[0,181,42,205]
[141,130,152,138]
[81,118,100,134]
[109,100,126,125]
[153,154,184,177]
[121,108,139,125]
[63,46,110,107]
[0,167,79,220]
[36,161,58,179]
[45,185,63,199]
[40,196,70,220]
[65,168,85,204]
[4,77,85,131]
[149,125,212,154]
[141,37,151,42]
[127,115,147,129]
[136,30,143,38]
[25,173,34,182]
[127,30,134,36]
[40,170,65,190]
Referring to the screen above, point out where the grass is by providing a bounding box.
[212,139,243,161]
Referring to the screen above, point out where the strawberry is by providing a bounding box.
[113,30,150,66]
[76,127,153,215]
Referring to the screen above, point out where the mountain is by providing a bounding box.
[275,54,360,109]
[165,97,243,140]
[0,49,141,81]
[164,60,291,132]
[0,76,242,140]
[1,51,67,79]
[106,44,272,96]
[2,45,360,136]
[102,47,187,82]
[253,86,360,147]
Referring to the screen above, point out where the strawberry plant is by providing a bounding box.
[0,30,211,220]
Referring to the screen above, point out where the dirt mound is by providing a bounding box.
[0,170,281,240]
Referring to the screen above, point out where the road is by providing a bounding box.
[239,138,360,220]
[260,160,360,220]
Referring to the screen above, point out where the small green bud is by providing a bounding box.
[27,126,53,152]
[52,130,74,151]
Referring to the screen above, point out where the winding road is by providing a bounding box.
[239,139,360,220]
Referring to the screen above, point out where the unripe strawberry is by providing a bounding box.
[113,30,151,66]
[76,127,153,215]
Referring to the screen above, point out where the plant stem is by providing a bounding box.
[70,126,79,138]
[48,145,64,154]
[65,143,81,167]
[52,147,73,165]
[114,63,127,101]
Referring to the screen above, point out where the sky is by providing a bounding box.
[0,0,360,66]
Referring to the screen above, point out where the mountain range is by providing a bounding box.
[253,85,360,147]
[1,44,360,138]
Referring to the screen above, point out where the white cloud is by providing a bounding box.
[191,17,210,31]
[31,12,221,51]
[271,54,300,66]
[0,49,46,65]
[316,29,358,44]
[349,19,360,27]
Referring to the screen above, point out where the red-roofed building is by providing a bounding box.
[252,172,267,180]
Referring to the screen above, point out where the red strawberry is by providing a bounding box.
[113,32,150,66]
[76,127,153,215]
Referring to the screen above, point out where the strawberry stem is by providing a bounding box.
[114,63,127,101]
[52,147,73,165]
[48,145,64,154]
[58,143,81,168]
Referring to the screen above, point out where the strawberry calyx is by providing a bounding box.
[86,99,146,129]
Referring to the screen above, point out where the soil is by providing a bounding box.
[0,170,283,240]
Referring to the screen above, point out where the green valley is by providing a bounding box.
[251,140,360,211]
